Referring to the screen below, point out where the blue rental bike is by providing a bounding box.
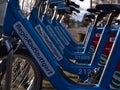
[1,0,120,89]
[39,2,116,64]
[29,0,118,82]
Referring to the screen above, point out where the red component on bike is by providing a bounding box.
[99,34,116,66]
[88,31,101,54]
[102,34,116,55]
[91,31,101,47]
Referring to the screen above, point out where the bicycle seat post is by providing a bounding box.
[51,6,57,21]
[56,13,60,20]
[60,15,65,23]
[40,0,49,21]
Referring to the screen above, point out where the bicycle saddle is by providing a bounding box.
[66,0,80,8]
[56,4,79,15]
[87,8,100,14]
[96,4,120,12]
[87,8,113,22]
[85,14,95,20]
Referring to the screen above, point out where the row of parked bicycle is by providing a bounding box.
[0,0,120,90]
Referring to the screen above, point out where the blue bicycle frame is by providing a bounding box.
[52,15,101,53]
[2,0,120,89]
[41,9,117,64]
[29,8,94,80]
[29,4,117,81]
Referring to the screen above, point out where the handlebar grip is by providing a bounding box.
[79,0,84,1]
[66,0,79,8]
[85,18,92,22]
[57,8,72,15]
[70,6,80,13]
[69,1,80,8]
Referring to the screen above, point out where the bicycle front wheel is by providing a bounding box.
[1,50,43,90]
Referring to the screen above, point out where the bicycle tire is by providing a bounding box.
[1,49,43,90]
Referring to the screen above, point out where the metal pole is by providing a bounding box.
[90,0,92,8]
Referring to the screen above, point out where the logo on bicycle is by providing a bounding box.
[46,25,65,49]
[13,21,55,77]
[55,26,70,45]
[35,25,63,61]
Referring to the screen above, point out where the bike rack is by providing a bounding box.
[2,0,120,89]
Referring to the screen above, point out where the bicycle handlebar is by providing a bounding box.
[79,0,84,1]
[68,1,80,8]
[69,6,80,13]
[65,0,80,8]
[57,5,80,15]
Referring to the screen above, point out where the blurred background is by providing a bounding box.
[63,0,120,41]
[64,0,120,28]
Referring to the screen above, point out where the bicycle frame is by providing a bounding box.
[29,4,118,80]
[29,8,94,80]
[40,8,117,65]
[41,8,117,64]
[2,0,120,89]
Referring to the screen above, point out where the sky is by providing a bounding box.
[70,0,91,21]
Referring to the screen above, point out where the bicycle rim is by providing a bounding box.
[1,52,42,90]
